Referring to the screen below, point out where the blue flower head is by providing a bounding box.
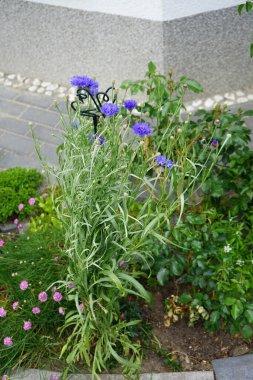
[88,132,105,145]
[167,160,174,169]
[212,139,218,147]
[132,122,152,137]
[124,99,137,110]
[70,75,99,95]
[101,102,119,117]
[73,119,79,129]
[155,155,167,166]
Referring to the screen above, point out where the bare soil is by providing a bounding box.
[141,284,253,372]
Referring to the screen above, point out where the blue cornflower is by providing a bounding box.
[155,155,167,166]
[212,139,218,147]
[70,75,99,95]
[132,122,152,137]
[167,160,174,169]
[101,102,119,117]
[87,133,105,145]
[73,119,79,129]
[124,99,137,110]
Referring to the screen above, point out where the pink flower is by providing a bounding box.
[13,218,19,225]
[3,337,13,346]
[54,256,59,262]
[2,374,8,380]
[32,307,41,314]
[79,303,83,312]
[120,313,125,319]
[19,280,29,291]
[42,193,48,198]
[38,291,48,302]
[0,307,7,318]
[28,197,36,206]
[0,240,4,247]
[67,282,74,289]
[58,307,65,315]
[18,203,24,211]
[51,287,57,293]
[53,292,63,302]
[50,374,59,380]
[12,301,19,311]
[23,321,32,331]
[17,224,23,230]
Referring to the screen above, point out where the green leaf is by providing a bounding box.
[224,297,236,306]
[250,43,253,58]
[246,1,253,12]
[186,214,206,225]
[210,311,220,324]
[243,109,253,116]
[157,268,170,286]
[148,61,156,75]
[180,76,203,93]
[238,3,244,14]
[231,300,244,320]
[242,325,253,340]
[178,293,192,304]
[245,309,253,323]
[120,79,133,90]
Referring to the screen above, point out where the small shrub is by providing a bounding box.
[0,168,43,223]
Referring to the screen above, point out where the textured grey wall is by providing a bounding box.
[0,0,252,95]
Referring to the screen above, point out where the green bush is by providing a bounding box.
[0,168,43,223]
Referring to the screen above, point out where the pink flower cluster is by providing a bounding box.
[3,337,13,346]
[23,321,32,331]
[0,240,4,247]
[0,307,7,318]
[19,280,29,291]
[38,291,48,302]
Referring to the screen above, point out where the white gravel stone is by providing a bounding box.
[17,74,25,82]
[192,100,202,107]
[68,94,76,102]
[68,87,76,94]
[13,83,24,88]
[24,78,31,84]
[0,78,4,84]
[58,86,67,93]
[33,78,41,86]
[4,80,12,86]
[224,92,235,100]
[247,94,253,100]
[41,81,51,88]
[214,94,224,102]
[0,72,4,77]
[57,93,66,98]
[224,100,234,105]
[45,91,53,96]
[237,97,248,103]
[236,90,245,97]
[186,105,194,112]
[37,87,45,94]
[28,85,37,92]
[204,98,214,108]
[47,84,58,91]
[8,74,16,80]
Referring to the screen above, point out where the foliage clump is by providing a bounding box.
[0,167,43,223]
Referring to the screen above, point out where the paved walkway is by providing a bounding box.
[0,85,253,171]
[0,86,65,170]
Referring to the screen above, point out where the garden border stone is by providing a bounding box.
[11,369,214,380]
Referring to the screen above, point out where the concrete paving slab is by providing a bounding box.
[11,369,214,380]
[212,354,253,380]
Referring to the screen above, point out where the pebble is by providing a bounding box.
[45,90,52,96]
[214,94,224,102]
[17,74,25,82]
[24,78,31,84]
[225,100,234,105]
[192,100,202,107]
[186,105,194,112]
[68,87,76,94]
[4,80,12,86]
[204,98,214,108]
[224,92,235,100]
[68,94,76,102]
[28,85,37,92]
[47,83,58,91]
[37,87,45,94]
[0,72,4,77]
[247,94,253,100]
[237,97,248,103]
[0,78,4,84]
[58,86,67,93]
[57,93,65,98]
[8,74,16,80]
[33,78,41,86]
[41,81,51,87]
[236,90,245,96]
[13,83,23,88]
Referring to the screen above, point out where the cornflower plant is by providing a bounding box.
[33,72,227,379]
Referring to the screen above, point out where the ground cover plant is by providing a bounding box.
[0,167,43,223]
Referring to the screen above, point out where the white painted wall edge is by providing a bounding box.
[25,0,243,21]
